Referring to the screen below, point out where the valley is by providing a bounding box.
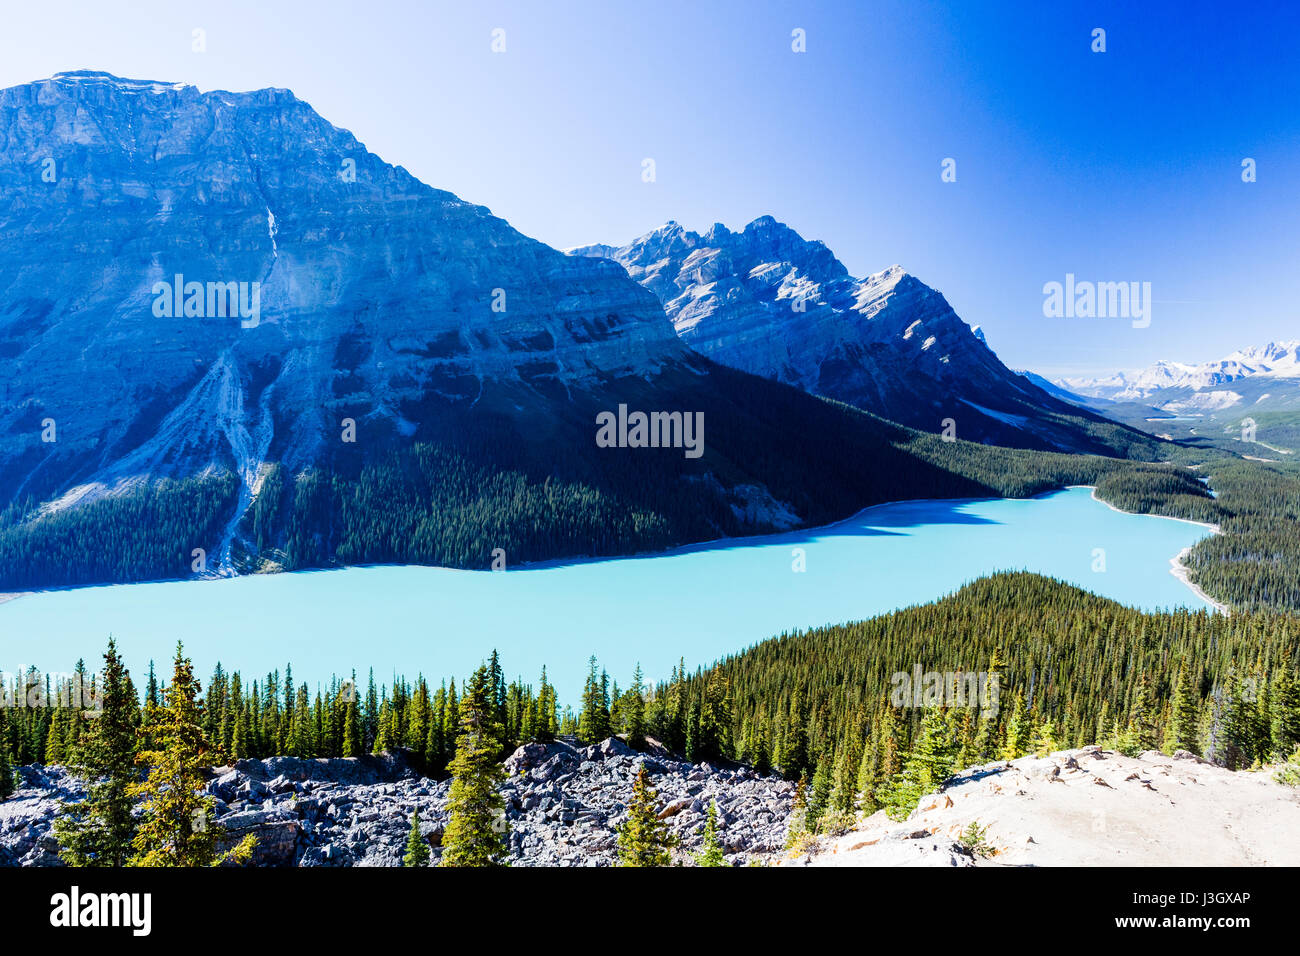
[0,60,1295,880]
[0,487,1213,706]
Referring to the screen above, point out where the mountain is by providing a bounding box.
[1063,341,1300,407]
[0,72,686,502]
[1016,370,1113,410]
[568,218,1147,454]
[0,73,1124,591]
[1060,341,1300,449]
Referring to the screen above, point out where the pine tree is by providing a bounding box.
[578,657,611,744]
[1269,658,1300,759]
[806,755,831,831]
[829,737,860,814]
[697,671,733,763]
[1119,673,1158,756]
[54,638,139,866]
[1000,694,1031,761]
[128,643,256,867]
[0,723,13,802]
[855,734,878,812]
[783,778,809,849]
[885,707,957,820]
[617,766,673,866]
[625,663,647,749]
[440,665,509,867]
[694,800,725,866]
[403,809,430,867]
[1032,719,1058,757]
[342,699,362,758]
[1220,670,1260,770]
[1163,663,1200,755]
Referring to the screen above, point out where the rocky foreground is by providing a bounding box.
[5,743,1296,867]
[786,747,1300,867]
[0,737,794,867]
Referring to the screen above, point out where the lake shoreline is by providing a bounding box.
[1081,485,1228,615]
[0,485,1220,609]
[0,487,1216,705]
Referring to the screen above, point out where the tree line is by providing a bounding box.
[6,571,1299,864]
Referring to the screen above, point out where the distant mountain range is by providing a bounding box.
[0,73,1162,589]
[568,218,1138,452]
[1060,341,1300,418]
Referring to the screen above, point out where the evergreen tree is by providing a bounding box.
[1119,673,1158,756]
[440,665,509,867]
[342,698,363,758]
[578,657,611,744]
[625,663,647,750]
[0,720,13,802]
[1271,659,1300,758]
[783,778,809,849]
[885,708,957,820]
[1164,663,1200,755]
[55,638,139,866]
[1220,670,1260,770]
[403,809,430,867]
[617,766,673,866]
[694,800,725,867]
[828,738,860,814]
[128,643,256,867]
[806,755,832,831]
[1032,718,1058,757]
[697,671,733,763]
[1000,694,1031,761]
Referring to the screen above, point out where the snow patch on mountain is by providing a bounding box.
[1063,340,1300,402]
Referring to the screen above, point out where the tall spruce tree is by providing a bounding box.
[54,638,139,865]
[625,663,647,749]
[128,643,256,867]
[440,665,509,867]
[1164,663,1200,755]
[885,707,958,820]
[0,713,13,802]
[694,800,725,866]
[403,809,431,867]
[617,766,673,866]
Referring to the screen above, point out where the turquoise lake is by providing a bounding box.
[0,487,1214,704]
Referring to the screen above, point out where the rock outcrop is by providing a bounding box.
[786,747,1300,867]
[0,739,794,867]
[8,744,1295,867]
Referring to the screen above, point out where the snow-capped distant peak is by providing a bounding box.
[1059,339,1300,401]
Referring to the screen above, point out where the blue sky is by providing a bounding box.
[2,0,1297,376]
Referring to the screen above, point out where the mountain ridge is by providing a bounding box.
[0,72,1157,591]
[569,217,1151,454]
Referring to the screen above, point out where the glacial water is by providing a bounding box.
[0,487,1214,704]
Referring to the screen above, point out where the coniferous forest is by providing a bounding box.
[5,571,1299,866]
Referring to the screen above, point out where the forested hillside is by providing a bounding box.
[7,574,1298,832]
[1182,458,1300,611]
[0,368,1167,591]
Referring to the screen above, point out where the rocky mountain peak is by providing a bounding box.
[0,73,686,510]
[568,218,1110,449]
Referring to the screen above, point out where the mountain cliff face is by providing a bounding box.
[570,218,1135,452]
[0,71,686,509]
[0,73,1066,589]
